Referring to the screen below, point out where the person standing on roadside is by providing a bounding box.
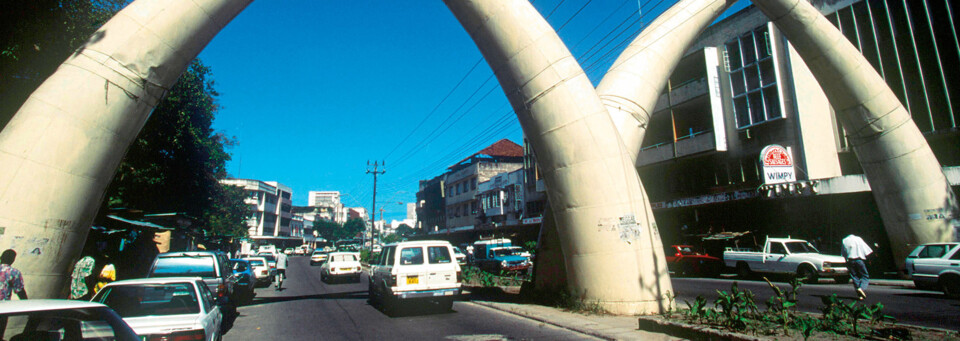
[841,234,873,300]
[275,251,288,290]
[0,249,27,300]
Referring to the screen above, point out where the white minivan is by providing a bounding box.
[368,240,462,312]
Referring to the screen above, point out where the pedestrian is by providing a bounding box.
[841,234,873,300]
[0,249,27,300]
[69,255,96,300]
[275,251,288,290]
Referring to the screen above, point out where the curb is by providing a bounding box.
[636,317,765,341]
[468,301,620,341]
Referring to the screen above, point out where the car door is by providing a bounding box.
[913,244,954,280]
[373,246,394,290]
[765,242,789,273]
[425,245,458,290]
[397,245,427,292]
[196,280,222,341]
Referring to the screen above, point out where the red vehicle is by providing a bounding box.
[665,245,723,277]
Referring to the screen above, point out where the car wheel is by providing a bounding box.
[797,265,818,284]
[941,276,960,298]
[736,262,751,279]
[368,282,380,305]
[437,298,454,312]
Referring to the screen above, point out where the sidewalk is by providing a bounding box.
[467,298,683,341]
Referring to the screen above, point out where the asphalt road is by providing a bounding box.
[223,256,599,341]
[671,276,960,331]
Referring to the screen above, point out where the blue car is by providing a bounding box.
[229,259,256,304]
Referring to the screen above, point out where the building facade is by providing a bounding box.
[307,190,348,224]
[219,179,296,245]
[637,0,959,271]
[477,168,525,229]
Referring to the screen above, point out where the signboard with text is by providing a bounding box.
[760,144,796,184]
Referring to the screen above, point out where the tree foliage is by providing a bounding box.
[0,0,127,128]
[394,224,417,237]
[312,218,368,242]
[342,218,367,241]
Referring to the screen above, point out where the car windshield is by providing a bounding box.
[151,256,216,277]
[785,242,819,254]
[492,247,522,257]
[96,283,200,317]
[330,254,357,262]
[247,259,265,267]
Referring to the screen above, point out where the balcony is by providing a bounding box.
[653,77,708,112]
[637,130,717,166]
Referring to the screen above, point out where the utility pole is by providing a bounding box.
[366,160,385,249]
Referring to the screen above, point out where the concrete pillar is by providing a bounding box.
[0,0,251,299]
[444,0,672,314]
[752,0,959,268]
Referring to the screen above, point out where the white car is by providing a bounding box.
[244,256,273,285]
[369,240,462,312]
[321,252,363,283]
[310,251,329,265]
[92,277,223,341]
[905,242,960,296]
[452,246,467,265]
[283,248,295,255]
[0,299,140,341]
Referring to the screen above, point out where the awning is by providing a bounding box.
[106,215,173,230]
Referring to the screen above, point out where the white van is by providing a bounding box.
[257,245,277,255]
[368,240,462,312]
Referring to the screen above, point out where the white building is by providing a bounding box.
[476,168,525,228]
[307,190,348,224]
[220,179,298,249]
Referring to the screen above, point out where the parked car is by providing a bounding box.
[243,256,273,286]
[320,252,363,283]
[369,240,462,312]
[283,248,294,255]
[905,242,960,296]
[258,253,278,269]
[452,246,467,265]
[473,239,531,274]
[257,245,277,256]
[723,237,849,284]
[146,251,239,306]
[92,277,223,341]
[665,245,723,277]
[310,251,329,265]
[0,299,140,341]
[229,259,256,302]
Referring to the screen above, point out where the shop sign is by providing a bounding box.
[522,217,542,225]
[651,190,758,210]
[760,144,796,185]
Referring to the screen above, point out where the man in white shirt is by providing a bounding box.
[841,234,873,300]
[275,252,288,290]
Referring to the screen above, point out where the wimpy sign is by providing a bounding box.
[760,144,796,185]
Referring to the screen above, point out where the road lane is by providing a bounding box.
[671,276,960,331]
[225,256,599,340]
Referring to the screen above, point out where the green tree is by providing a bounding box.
[341,218,366,241]
[1,0,127,128]
[382,233,403,244]
[312,220,342,242]
[395,224,417,237]
[101,60,246,238]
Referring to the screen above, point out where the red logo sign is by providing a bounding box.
[760,145,792,167]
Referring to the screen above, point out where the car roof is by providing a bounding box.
[158,251,224,257]
[101,277,204,286]
[244,256,267,260]
[383,240,452,248]
[328,252,360,256]
[229,258,249,263]
[0,299,108,314]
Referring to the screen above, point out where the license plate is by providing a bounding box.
[406,276,419,284]
[340,268,353,271]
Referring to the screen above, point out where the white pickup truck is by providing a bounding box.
[723,237,849,284]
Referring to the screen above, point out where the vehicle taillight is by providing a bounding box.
[389,274,397,287]
[149,329,205,341]
[456,270,462,283]
[356,266,362,271]
[217,283,226,297]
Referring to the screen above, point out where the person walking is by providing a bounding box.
[0,249,27,300]
[275,251,288,290]
[69,255,96,300]
[841,234,873,300]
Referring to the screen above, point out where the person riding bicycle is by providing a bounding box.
[275,251,288,290]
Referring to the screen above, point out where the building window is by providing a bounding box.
[727,25,782,129]
[471,178,477,190]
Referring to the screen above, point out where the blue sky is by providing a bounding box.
[199,0,750,222]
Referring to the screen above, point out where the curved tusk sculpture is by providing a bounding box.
[751,0,959,268]
[0,0,252,299]
[597,0,736,163]
[444,0,673,314]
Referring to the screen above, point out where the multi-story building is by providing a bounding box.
[441,139,524,231]
[307,190,348,224]
[477,168,525,228]
[522,137,547,222]
[416,175,446,232]
[635,0,959,271]
[220,179,298,252]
